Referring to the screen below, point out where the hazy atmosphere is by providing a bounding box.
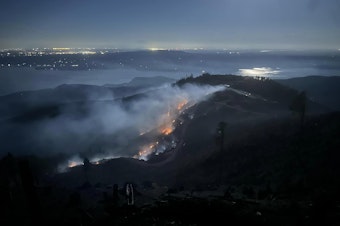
[1,1,340,225]
[1,0,340,50]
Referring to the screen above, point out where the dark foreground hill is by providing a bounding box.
[1,111,339,226]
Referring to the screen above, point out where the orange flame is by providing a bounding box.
[177,99,188,110]
[134,143,157,160]
[135,97,190,159]
[161,126,173,135]
[157,98,188,136]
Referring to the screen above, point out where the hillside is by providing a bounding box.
[1,74,340,225]
[276,75,340,110]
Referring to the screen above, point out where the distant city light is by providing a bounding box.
[149,47,165,51]
[52,48,71,50]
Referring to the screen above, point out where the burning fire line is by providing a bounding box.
[60,154,119,172]
[60,85,225,169]
[65,98,191,165]
[133,142,159,160]
[135,97,190,160]
[158,99,186,136]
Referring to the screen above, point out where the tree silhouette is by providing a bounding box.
[215,121,227,184]
[83,157,91,183]
[217,121,227,152]
[290,91,307,131]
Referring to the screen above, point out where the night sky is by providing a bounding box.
[1,0,340,50]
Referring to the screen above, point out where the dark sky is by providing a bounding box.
[1,0,340,50]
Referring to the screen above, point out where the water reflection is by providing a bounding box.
[239,67,281,77]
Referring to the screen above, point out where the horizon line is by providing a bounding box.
[1,47,340,52]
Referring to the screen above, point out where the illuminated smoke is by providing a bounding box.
[132,84,225,161]
[54,83,225,171]
[134,142,158,161]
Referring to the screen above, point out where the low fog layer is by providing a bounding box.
[0,68,185,96]
[0,83,225,161]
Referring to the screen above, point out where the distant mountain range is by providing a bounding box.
[0,76,175,120]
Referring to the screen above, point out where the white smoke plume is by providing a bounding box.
[0,82,225,172]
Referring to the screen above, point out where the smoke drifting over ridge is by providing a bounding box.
[0,83,225,162]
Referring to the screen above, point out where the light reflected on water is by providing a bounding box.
[239,67,281,77]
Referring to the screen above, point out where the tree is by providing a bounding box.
[290,91,307,131]
[217,121,227,152]
[83,157,91,183]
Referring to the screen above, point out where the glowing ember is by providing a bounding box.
[135,97,191,159]
[134,143,157,160]
[157,98,188,136]
[161,126,173,135]
[68,161,81,168]
[177,99,188,110]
